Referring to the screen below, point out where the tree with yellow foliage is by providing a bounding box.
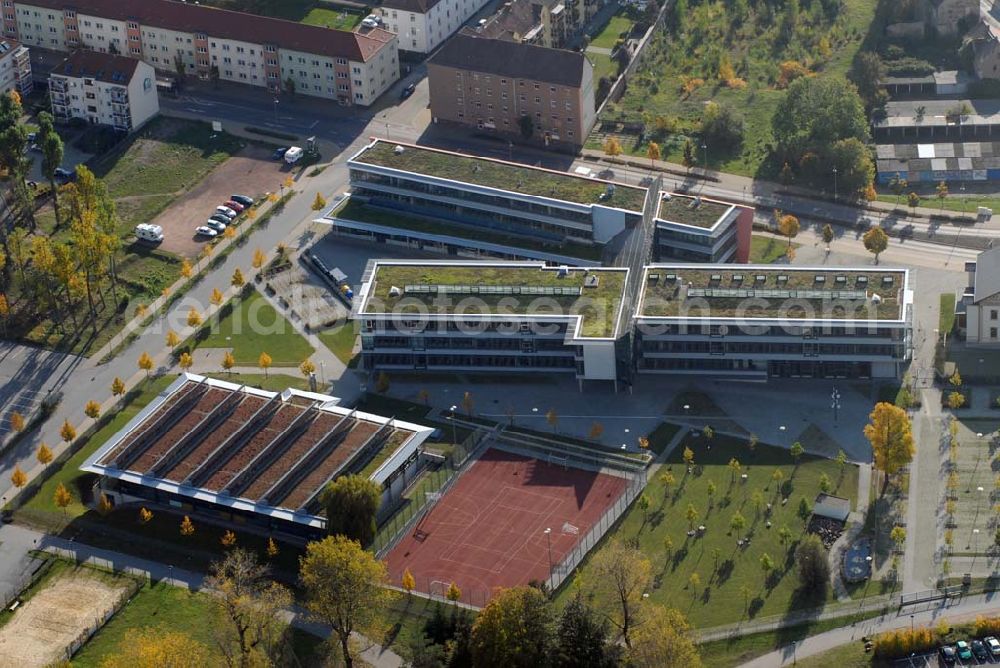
[222,225,236,240]
[97,492,113,516]
[111,376,125,398]
[603,136,622,158]
[180,515,195,536]
[139,506,153,524]
[266,537,279,559]
[84,400,101,419]
[402,568,415,597]
[166,329,181,348]
[37,442,53,466]
[252,248,266,269]
[210,287,224,306]
[9,411,24,432]
[583,539,651,648]
[777,213,800,250]
[299,358,316,377]
[180,259,193,278]
[446,581,462,602]
[220,530,237,548]
[178,352,193,372]
[98,628,213,668]
[646,141,661,168]
[10,465,26,489]
[627,604,702,667]
[137,351,154,377]
[54,483,72,518]
[60,419,76,443]
[864,402,915,496]
[258,352,272,379]
[187,307,203,327]
[312,192,327,210]
[231,267,245,288]
[222,351,236,374]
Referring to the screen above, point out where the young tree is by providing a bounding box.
[683,446,695,467]
[771,467,785,490]
[266,537,279,559]
[790,441,804,464]
[111,376,125,398]
[659,470,676,500]
[682,138,696,171]
[9,411,24,432]
[777,213,800,250]
[166,330,181,348]
[446,582,462,603]
[702,425,714,441]
[220,530,237,548]
[864,402,915,495]
[797,496,812,521]
[584,539,651,648]
[470,585,554,667]
[221,351,235,374]
[646,141,661,168]
[554,595,621,668]
[205,548,292,668]
[137,351,154,377]
[139,506,153,524]
[37,112,64,226]
[54,482,72,517]
[627,604,701,668]
[907,191,920,210]
[187,307,203,327]
[10,465,26,489]
[461,390,474,416]
[603,136,622,159]
[751,490,764,516]
[375,371,390,393]
[890,525,906,551]
[402,568,415,598]
[84,400,101,419]
[100,629,213,668]
[685,503,699,529]
[320,474,381,545]
[180,515,195,536]
[97,492,113,516]
[863,226,889,264]
[822,224,834,250]
[546,408,559,432]
[60,419,76,443]
[706,481,716,507]
[417,388,430,405]
[299,535,397,668]
[210,288,224,307]
[257,352,272,379]
[589,422,605,440]
[311,192,327,210]
[299,358,316,378]
[947,391,966,409]
[728,457,741,483]
[819,472,831,493]
[729,511,747,539]
[36,443,53,466]
[760,552,775,580]
[252,248,266,270]
[936,181,949,210]
[778,525,793,546]
[687,572,701,597]
[231,268,245,288]
[794,534,830,594]
[178,352,193,372]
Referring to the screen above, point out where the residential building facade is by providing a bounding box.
[634,265,913,379]
[1,0,398,105]
[49,51,157,132]
[378,0,490,54]
[958,246,1000,345]
[354,261,629,386]
[427,33,595,149]
[470,0,570,49]
[0,37,30,95]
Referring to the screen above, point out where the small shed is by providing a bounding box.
[813,493,851,522]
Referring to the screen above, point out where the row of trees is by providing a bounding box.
[0,92,64,232]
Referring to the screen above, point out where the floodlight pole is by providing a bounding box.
[544,527,553,592]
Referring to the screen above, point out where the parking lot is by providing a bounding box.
[149,144,285,257]
[895,642,1000,667]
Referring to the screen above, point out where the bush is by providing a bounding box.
[873,627,937,658]
[973,615,1000,636]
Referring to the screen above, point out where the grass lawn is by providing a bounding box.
[749,236,799,264]
[940,293,956,334]
[300,5,363,28]
[876,190,989,217]
[71,579,327,667]
[559,433,859,628]
[201,372,316,393]
[15,376,176,530]
[317,322,358,366]
[596,0,877,177]
[587,52,619,82]
[193,289,315,367]
[590,13,636,49]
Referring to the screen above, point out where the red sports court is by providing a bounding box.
[384,447,628,605]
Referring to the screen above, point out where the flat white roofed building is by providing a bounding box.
[49,50,157,133]
[0,38,31,96]
[345,139,646,261]
[654,193,754,263]
[634,265,913,379]
[353,260,630,385]
[82,373,433,539]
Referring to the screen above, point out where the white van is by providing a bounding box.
[134,223,163,243]
[284,146,303,164]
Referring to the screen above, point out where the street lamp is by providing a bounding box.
[701,143,708,175]
[543,527,554,591]
[449,405,458,446]
[272,98,279,123]
[831,387,841,423]
[832,166,838,201]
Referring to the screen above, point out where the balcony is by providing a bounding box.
[109,87,128,103]
[49,78,68,93]
[50,92,69,106]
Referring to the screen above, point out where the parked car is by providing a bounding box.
[205,219,227,232]
[195,225,218,238]
[400,82,416,99]
[284,146,303,164]
[209,213,231,225]
[134,223,164,243]
[215,206,237,219]
[53,167,74,182]
[986,636,1000,657]
[972,640,989,661]
[939,645,956,664]
[272,146,288,160]
[956,640,973,661]
[230,194,254,207]
[223,200,245,212]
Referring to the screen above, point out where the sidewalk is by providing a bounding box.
[0,524,403,668]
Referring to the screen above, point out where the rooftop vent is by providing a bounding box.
[584,275,600,288]
[871,293,882,304]
[690,197,702,209]
[557,265,569,277]
[393,145,405,155]
[388,285,402,297]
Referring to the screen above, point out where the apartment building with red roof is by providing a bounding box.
[1,0,399,105]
